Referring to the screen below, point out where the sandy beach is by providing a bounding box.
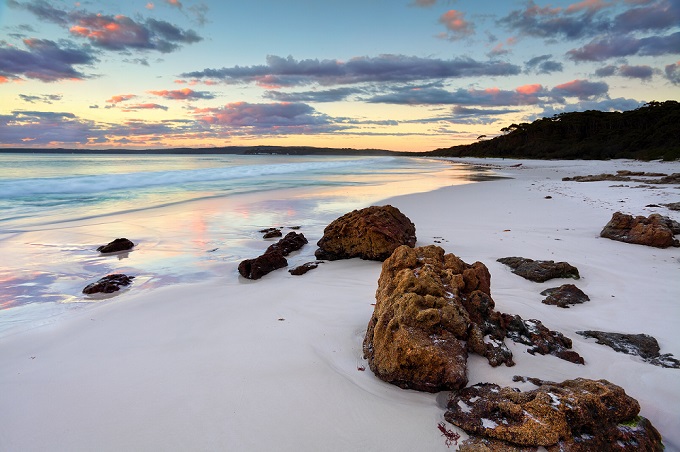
[1,158,679,451]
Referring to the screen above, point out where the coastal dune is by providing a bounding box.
[0,158,678,451]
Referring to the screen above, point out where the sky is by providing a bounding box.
[0,0,679,152]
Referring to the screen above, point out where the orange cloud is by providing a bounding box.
[146,2,155,9]
[566,0,611,13]
[106,94,136,103]
[516,84,543,95]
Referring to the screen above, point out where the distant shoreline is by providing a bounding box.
[0,146,406,156]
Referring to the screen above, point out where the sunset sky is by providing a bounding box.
[1,0,679,152]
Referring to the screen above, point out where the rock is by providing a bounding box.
[600,212,680,248]
[577,330,680,368]
[289,261,320,275]
[497,257,580,282]
[238,251,288,280]
[82,274,134,294]
[315,205,416,261]
[363,245,496,392]
[503,315,584,364]
[663,202,680,211]
[445,378,664,451]
[540,284,590,308]
[238,232,308,280]
[262,228,282,239]
[363,246,583,393]
[97,238,134,253]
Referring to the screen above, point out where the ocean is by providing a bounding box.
[0,153,496,335]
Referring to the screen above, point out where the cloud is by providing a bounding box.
[0,39,95,82]
[182,54,522,87]
[106,94,137,104]
[264,87,363,103]
[525,54,564,74]
[165,0,182,9]
[539,97,644,117]
[122,103,169,111]
[193,102,332,129]
[411,0,437,6]
[614,0,680,33]
[19,93,63,104]
[595,63,654,80]
[438,10,474,40]
[567,31,680,61]
[499,0,609,39]
[551,79,609,100]
[665,61,680,84]
[148,88,215,100]
[565,0,613,14]
[368,84,551,106]
[0,110,92,145]
[449,105,521,124]
[10,0,202,53]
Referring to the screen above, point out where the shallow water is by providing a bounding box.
[0,153,498,335]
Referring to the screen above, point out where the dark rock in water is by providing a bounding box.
[315,205,416,261]
[97,238,134,253]
[238,251,288,280]
[600,212,680,248]
[663,202,680,211]
[577,330,680,369]
[83,274,134,294]
[262,228,282,239]
[289,261,320,275]
[266,231,308,256]
[540,284,590,308]
[497,257,580,282]
[503,314,584,364]
[445,378,663,451]
[238,232,308,280]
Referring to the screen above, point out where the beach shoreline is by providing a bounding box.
[1,158,679,451]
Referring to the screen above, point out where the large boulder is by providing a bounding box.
[363,245,584,392]
[446,378,664,451]
[540,284,590,308]
[497,257,580,283]
[315,205,416,261]
[600,212,680,248]
[363,245,490,392]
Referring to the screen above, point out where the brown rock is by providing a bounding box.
[238,232,308,280]
[445,378,663,451]
[288,261,320,275]
[540,284,590,308]
[97,238,134,253]
[503,315,584,364]
[363,246,496,392]
[497,257,580,282]
[600,212,680,248]
[315,205,416,261]
[82,274,134,294]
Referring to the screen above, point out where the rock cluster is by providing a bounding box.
[97,238,134,253]
[82,274,135,294]
[540,284,590,308]
[315,205,416,261]
[600,212,680,248]
[497,257,580,282]
[446,378,663,451]
[563,170,679,184]
[238,232,308,280]
[362,245,583,392]
[577,330,680,369]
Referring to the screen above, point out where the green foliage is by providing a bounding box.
[428,100,680,160]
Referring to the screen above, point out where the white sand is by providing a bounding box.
[1,158,679,451]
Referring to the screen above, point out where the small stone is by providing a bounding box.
[497,257,580,282]
[83,274,134,294]
[540,284,590,308]
[97,238,134,253]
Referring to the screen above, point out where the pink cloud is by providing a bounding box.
[552,79,608,99]
[516,84,543,95]
[148,88,215,100]
[146,2,155,9]
[566,0,612,14]
[106,94,136,103]
[439,10,474,40]
[165,0,182,8]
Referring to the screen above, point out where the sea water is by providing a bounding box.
[0,153,496,335]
